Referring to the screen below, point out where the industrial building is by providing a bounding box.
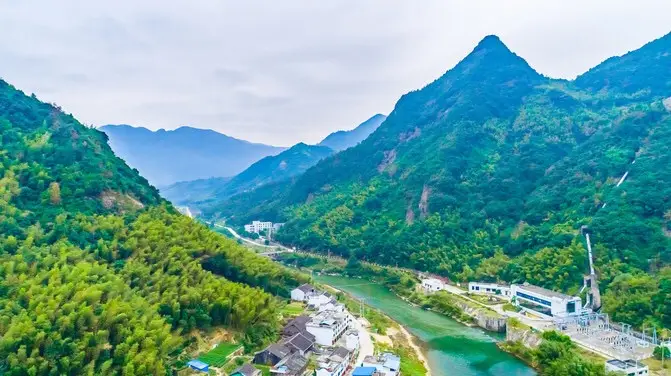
[511,283,582,317]
[604,359,648,375]
[468,282,511,298]
[420,278,445,292]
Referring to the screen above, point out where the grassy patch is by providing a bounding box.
[198,342,242,367]
[280,302,305,317]
[377,337,427,376]
[502,302,522,313]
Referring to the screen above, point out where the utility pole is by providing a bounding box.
[359,298,365,317]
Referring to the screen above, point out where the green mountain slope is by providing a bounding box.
[574,32,671,99]
[208,35,671,330]
[318,114,387,151]
[160,176,231,206]
[0,80,305,374]
[163,143,333,209]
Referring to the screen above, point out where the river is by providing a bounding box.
[314,274,536,376]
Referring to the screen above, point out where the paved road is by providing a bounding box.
[215,225,276,248]
[352,315,374,369]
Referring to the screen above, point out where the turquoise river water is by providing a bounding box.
[314,274,536,376]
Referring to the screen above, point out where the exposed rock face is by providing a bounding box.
[377,149,397,172]
[506,322,543,347]
[453,300,507,333]
[405,202,415,225]
[418,185,430,219]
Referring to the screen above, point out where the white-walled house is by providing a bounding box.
[305,312,352,346]
[291,284,318,302]
[421,278,445,293]
[468,282,512,298]
[362,353,401,376]
[308,292,333,308]
[315,347,351,376]
[344,331,359,352]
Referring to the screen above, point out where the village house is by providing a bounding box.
[291,284,319,302]
[270,353,309,376]
[282,315,312,338]
[305,311,352,346]
[282,332,315,356]
[344,330,360,352]
[230,364,262,376]
[253,343,291,366]
[362,353,401,376]
[308,292,334,309]
[315,346,352,376]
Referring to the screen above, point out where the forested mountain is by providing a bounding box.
[0,79,305,374]
[100,124,285,186]
[206,34,671,331]
[161,176,231,206]
[318,114,387,151]
[162,143,333,208]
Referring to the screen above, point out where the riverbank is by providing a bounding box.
[398,325,432,376]
[314,274,536,376]
[320,282,431,376]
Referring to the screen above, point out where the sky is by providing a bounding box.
[0,1,669,146]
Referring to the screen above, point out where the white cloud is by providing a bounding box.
[0,0,669,145]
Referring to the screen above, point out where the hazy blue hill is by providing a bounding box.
[318,114,387,151]
[160,176,231,205]
[222,142,334,197]
[100,124,285,186]
[206,34,671,330]
[164,143,333,208]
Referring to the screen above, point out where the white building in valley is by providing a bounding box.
[244,221,273,233]
[605,359,648,375]
[511,283,582,318]
[468,282,512,298]
[305,311,352,346]
[421,278,445,293]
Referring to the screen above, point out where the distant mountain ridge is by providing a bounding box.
[163,143,334,206]
[100,124,285,186]
[161,114,385,207]
[318,114,387,151]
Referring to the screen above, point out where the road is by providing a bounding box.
[351,314,374,369]
[216,225,293,257]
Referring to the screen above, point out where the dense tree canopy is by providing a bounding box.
[0,79,306,375]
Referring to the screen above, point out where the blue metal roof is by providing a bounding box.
[187,360,209,371]
[352,367,377,376]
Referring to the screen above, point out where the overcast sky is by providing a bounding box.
[1,1,669,146]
